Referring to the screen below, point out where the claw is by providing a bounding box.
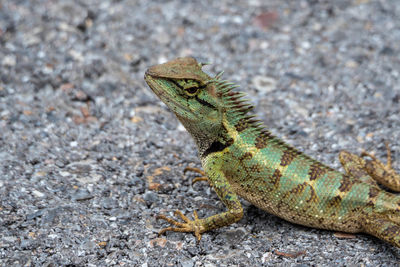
[361,141,392,170]
[384,141,392,169]
[191,210,203,241]
[360,141,400,192]
[361,150,378,162]
[184,166,209,185]
[156,210,205,241]
[184,167,206,176]
[192,177,209,185]
[157,213,186,227]
[174,209,190,222]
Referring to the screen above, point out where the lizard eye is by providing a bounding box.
[174,79,201,96]
[185,87,199,96]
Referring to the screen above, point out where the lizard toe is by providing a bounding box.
[156,210,205,241]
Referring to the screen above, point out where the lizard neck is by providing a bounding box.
[177,112,234,160]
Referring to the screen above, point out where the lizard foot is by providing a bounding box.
[361,141,400,192]
[184,166,209,185]
[338,150,378,186]
[156,210,205,241]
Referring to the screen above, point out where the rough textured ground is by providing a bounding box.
[1,0,400,266]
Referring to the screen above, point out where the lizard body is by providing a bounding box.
[144,57,400,247]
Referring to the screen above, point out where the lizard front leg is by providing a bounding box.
[157,159,243,241]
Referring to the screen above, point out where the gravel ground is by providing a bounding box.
[1,0,400,266]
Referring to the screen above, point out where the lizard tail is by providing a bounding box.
[363,214,400,247]
[363,192,400,247]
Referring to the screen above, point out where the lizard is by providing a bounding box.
[144,57,400,247]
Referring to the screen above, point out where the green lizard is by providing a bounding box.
[144,57,400,247]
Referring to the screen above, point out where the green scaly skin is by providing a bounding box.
[144,57,400,247]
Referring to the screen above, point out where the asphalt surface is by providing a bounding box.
[1,0,400,266]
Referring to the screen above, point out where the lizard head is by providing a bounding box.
[144,57,218,124]
[145,57,254,155]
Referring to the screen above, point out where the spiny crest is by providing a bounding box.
[209,73,268,134]
[206,69,338,169]
[210,77,253,114]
